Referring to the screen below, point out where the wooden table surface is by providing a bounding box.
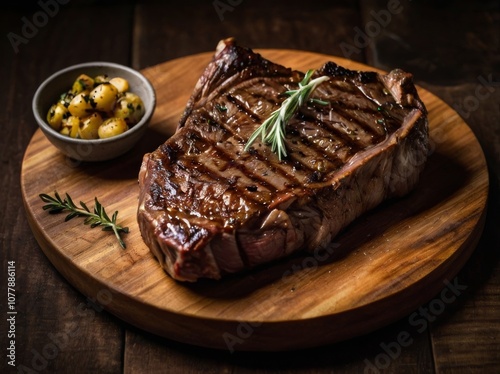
[1,1,499,373]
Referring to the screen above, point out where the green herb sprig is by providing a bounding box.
[244,69,329,160]
[39,191,129,249]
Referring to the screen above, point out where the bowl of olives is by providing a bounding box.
[32,62,156,162]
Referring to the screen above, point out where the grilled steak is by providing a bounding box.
[138,38,429,282]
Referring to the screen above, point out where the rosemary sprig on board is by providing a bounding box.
[244,69,329,160]
[39,191,129,249]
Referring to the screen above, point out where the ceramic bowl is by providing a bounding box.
[32,61,156,162]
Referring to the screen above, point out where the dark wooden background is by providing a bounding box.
[1,0,499,372]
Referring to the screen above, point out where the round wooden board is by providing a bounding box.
[21,50,488,352]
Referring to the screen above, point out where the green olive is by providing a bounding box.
[98,117,128,139]
[109,77,129,93]
[60,116,81,138]
[79,112,103,139]
[89,83,118,112]
[71,74,94,95]
[48,72,144,140]
[113,92,145,125]
[68,92,92,118]
[47,102,69,131]
[93,74,109,84]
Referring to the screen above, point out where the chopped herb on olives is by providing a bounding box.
[47,73,145,139]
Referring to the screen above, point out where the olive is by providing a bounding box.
[114,92,145,125]
[46,72,144,140]
[71,74,94,95]
[60,116,81,138]
[79,112,103,139]
[98,117,128,139]
[68,92,92,118]
[109,77,129,93]
[47,102,69,131]
[89,83,118,112]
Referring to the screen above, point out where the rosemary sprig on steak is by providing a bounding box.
[39,191,129,248]
[244,69,329,160]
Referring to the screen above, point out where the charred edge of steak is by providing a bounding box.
[137,38,429,282]
[178,37,294,129]
[318,61,427,116]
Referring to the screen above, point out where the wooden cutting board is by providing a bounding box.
[21,50,488,351]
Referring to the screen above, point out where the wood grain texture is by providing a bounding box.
[361,0,500,85]
[0,0,497,372]
[362,1,500,367]
[0,3,132,372]
[122,317,435,374]
[423,86,500,373]
[0,1,496,373]
[20,50,488,352]
[133,0,363,68]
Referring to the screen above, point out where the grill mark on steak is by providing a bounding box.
[180,135,280,198]
[225,93,264,123]
[287,119,361,171]
[282,109,386,175]
[165,146,271,224]
[328,105,385,139]
[201,100,320,188]
[224,85,369,179]
[217,71,404,180]
[199,111,306,189]
[315,83,400,139]
[138,38,429,282]
[166,120,307,219]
